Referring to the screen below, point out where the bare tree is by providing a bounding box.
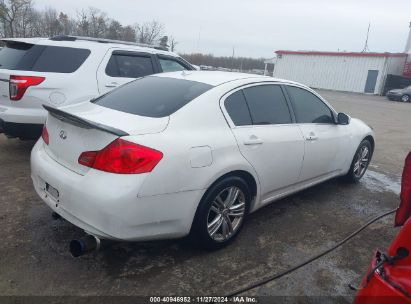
[0,2,176,48]
[135,20,164,44]
[75,9,89,36]
[0,0,33,37]
[58,12,74,35]
[106,19,122,40]
[88,7,107,38]
[121,25,135,42]
[42,7,62,37]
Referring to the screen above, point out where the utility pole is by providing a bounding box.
[361,22,370,53]
[231,47,235,71]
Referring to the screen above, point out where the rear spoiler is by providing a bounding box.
[43,105,129,137]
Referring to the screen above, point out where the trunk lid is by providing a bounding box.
[44,102,169,175]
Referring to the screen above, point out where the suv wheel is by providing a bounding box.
[191,176,250,250]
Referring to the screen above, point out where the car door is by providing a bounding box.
[222,84,305,201]
[284,85,351,182]
[96,49,158,94]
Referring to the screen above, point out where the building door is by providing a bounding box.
[364,70,379,93]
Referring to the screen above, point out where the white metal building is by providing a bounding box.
[272,50,408,94]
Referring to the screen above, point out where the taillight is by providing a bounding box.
[9,75,45,101]
[41,126,49,145]
[78,138,163,174]
[395,152,411,226]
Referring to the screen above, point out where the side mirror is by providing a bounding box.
[337,113,350,125]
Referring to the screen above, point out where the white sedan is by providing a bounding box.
[31,71,374,254]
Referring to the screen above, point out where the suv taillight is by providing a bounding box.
[9,75,45,101]
[78,138,163,174]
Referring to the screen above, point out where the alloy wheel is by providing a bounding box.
[401,95,410,102]
[207,186,246,242]
[353,146,369,178]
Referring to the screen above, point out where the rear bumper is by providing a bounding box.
[0,103,45,138]
[0,118,43,139]
[30,140,203,241]
[0,104,46,124]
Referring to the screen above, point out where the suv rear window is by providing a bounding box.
[0,41,90,73]
[93,76,213,118]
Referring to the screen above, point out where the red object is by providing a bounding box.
[404,56,411,78]
[78,138,163,174]
[9,75,45,101]
[275,50,407,58]
[395,153,411,226]
[41,126,49,145]
[354,152,411,304]
[404,62,411,78]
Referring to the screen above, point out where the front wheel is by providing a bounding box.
[190,176,250,250]
[401,95,410,102]
[345,139,372,182]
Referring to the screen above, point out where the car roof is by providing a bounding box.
[0,37,179,57]
[154,70,300,87]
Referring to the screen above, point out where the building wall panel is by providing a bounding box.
[273,54,388,94]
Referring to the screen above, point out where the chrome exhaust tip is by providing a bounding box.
[69,235,101,257]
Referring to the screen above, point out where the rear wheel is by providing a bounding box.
[401,94,410,102]
[345,140,372,182]
[191,176,250,250]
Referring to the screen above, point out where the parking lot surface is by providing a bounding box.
[0,90,410,301]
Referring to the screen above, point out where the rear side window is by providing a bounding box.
[31,46,90,73]
[105,53,154,78]
[0,41,90,73]
[224,90,252,126]
[159,58,188,72]
[93,76,213,118]
[286,86,334,124]
[243,85,292,125]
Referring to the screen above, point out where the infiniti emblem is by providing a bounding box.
[59,130,67,140]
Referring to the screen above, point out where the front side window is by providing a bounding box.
[242,85,292,125]
[286,86,334,124]
[105,53,154,78]
[224,90,252,126]
[159,58,188,72]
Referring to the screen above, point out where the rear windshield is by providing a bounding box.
[0,41,90,73]
[93,76,213,118]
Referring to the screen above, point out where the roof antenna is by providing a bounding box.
[361,22,371,53]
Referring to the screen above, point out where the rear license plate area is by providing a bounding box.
[46,183,59,201]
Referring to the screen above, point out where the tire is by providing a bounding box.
[401,95,410,103]
[190,176,251,250]
[345,139,372,183]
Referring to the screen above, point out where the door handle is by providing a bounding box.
[306,132,318,141]
[105,82,119,88]
[243,136,263,145]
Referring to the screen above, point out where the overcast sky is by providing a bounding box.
[34,0,411,58]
